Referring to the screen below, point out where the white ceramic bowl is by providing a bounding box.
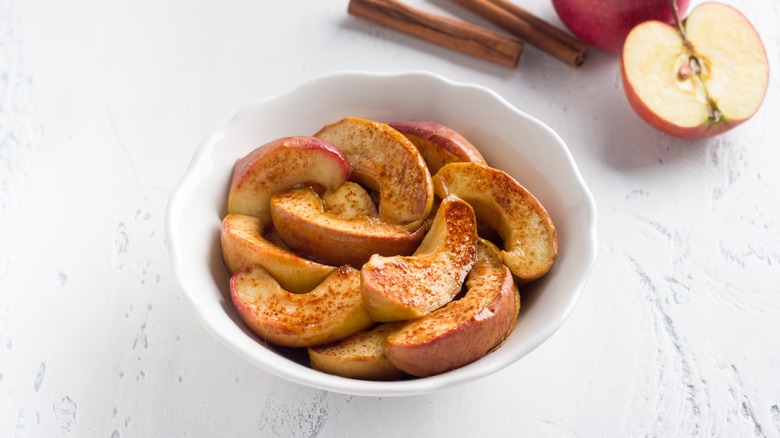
[166,71,597,397]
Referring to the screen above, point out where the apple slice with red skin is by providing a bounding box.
[315,117,433,230]
[307,322,408,381]
[228,136,351,224]
[361,195,478,322]
[230,264,372,348]
[433,162,557,282]
[388,120,486,174]
[270,188,426,268]
[220,213,335,294]
[621,2,769,139]
[385,239,520,377]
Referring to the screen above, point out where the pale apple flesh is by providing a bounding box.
[322,181,378,219]
[388,120,487,174]
[228,136,351,223]
[315,117,433,230]
[433,162,557,282]
[621,3,769,139]
[307,323,408,381]
[360,195,478,322]
[270,188,426,268]
[220,213,336,293]
[230,264,373,348]
[385,239,520,377]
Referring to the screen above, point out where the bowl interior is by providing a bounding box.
[166,71,597,397]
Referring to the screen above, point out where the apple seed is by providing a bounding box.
[677,62,690,80]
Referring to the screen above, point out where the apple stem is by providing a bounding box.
[709,103,723,123]
[670,0,691,51]
[669,0,723,124]
[669,0,693,51]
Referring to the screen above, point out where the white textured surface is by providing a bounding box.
[1,0,778,436]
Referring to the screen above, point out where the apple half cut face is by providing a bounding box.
[307,322,408,381]
[433,162,557,282]
[220,213,336,294]
[385,239,520,377]
[230,264,373,348]
[388,120,487,174]
[228,136,352,224]
[269,188,426,268]
[621,2,769,140]
[315,117,434,230]
[360,195,478,322]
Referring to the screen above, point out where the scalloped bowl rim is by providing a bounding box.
[165,70,597,397]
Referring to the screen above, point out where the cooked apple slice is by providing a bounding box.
[228,136,351,223]
[315,117,433,229]
[621,2,769,139]
[308,323,408,381]
[263,225,291,251]
[385,239,520,377]
[220,213,335,293]
[230,264,372,347]
[270,188,426,268]
[388,120,486,174]
[322,181,377,219]
[433,162,557,282]
[361,195,478,322]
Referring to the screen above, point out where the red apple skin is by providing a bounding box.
[230,136,350,192]
[228,136,352,223]
[387,120,486,174]
[552,0,690,53]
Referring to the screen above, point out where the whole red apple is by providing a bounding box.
[552,0,690,53]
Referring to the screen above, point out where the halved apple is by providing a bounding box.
[228,136,351,223]
[361,195,478,322]
[220,213,335,293]
[322,181,377,219]
[307,323,408,381]
[385,239,520,377]
[433,162,557,282]
[388,120,486,174]
[230,264,372,347]
[621,2,769,139]
[270,188,426,268]
[315,117,433,230]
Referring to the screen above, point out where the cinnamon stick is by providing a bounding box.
[448,0,588,67]
[348,0,523,67]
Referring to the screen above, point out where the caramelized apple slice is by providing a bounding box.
[315,117,433,230]
[270,188,426,268]
[230,265,372,347]
[433,162,557,281]
[228,136,351,224]
[385,239,520,377]
[361,195,478,322]
[220,213,335,293]
[322,181,378,219]
[388,120,486,174]
[308,323,408,381]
